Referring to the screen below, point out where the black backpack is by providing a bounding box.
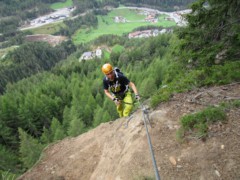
[114,67,124,76]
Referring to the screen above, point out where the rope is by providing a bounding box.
[139,100,161,180]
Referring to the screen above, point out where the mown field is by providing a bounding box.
[27,22,66,35]
[50,0,73,10]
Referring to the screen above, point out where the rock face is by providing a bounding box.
[18,83,240,180]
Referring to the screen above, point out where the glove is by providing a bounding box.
[112,97,120,105]
[135,94,140,100]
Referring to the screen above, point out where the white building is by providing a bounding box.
[79,48,102,61]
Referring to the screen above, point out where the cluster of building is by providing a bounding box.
[114,10,158,23]
[128,28,172,39]
[33,14,68,24]
[28,7,74,27]
[136,9,159,23]
[144,13,158,23]
[114,16,127,23]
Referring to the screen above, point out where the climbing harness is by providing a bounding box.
[138,100,161,180]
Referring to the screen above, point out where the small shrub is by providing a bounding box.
[201,107,226,123]
[232,100,240,108]
[150,87,171,107]
[221,100,240,109]
[181,114,197,130]
[194,122,208,137]
[179,106,226,139]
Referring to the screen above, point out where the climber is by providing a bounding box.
[102,63,140,118]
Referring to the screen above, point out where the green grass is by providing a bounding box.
[112,44,124,53]
[25,22,66,35]
[50,0,73,10]
[103,50,110,59]
[177,99,240,140]
[109,8,145,21]
[177,106,227,140]
[72,8,176,44]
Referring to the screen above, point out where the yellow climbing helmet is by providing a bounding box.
[102,63,113,75]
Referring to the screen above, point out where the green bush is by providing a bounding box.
[150,86,172,107]
[220,100,240,109]
[179,106,226,138]
[232,100,240,108]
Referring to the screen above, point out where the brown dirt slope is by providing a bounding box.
[18,83,240,180]
[25,35,67,46]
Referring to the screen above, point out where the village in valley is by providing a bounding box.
[79,8,187,61]
[19,6,189,62]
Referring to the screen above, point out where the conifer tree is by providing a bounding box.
[50,118,66,141]
[18,128,44,168]
[102,111,112,123]
[139,78,157,98]
[93,105,105,127]
[62,106,71,131]
[0,145,20,172]
[95,93,103,106]
[103,98,118,119]
[67,117,85,137]
[177,0,240,65]
[40,127,51,144]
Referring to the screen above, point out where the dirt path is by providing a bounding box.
[18,83,240,180]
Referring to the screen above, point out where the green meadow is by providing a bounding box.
[72,8,176,44]
[26,22,66,35]
[50,0,73,10]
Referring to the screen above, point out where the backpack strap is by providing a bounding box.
[105,69,119,80]
[105,70,128,93]
[114,69,119,78]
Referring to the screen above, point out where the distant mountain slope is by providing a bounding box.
[18,83,240,180]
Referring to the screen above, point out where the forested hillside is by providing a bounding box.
[0,41,76,94]
[0,0,239,179]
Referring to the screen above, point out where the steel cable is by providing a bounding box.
[139,100,160,180]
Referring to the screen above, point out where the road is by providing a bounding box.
[20,7,74,30]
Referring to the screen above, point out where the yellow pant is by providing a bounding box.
[116,91,133,117]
